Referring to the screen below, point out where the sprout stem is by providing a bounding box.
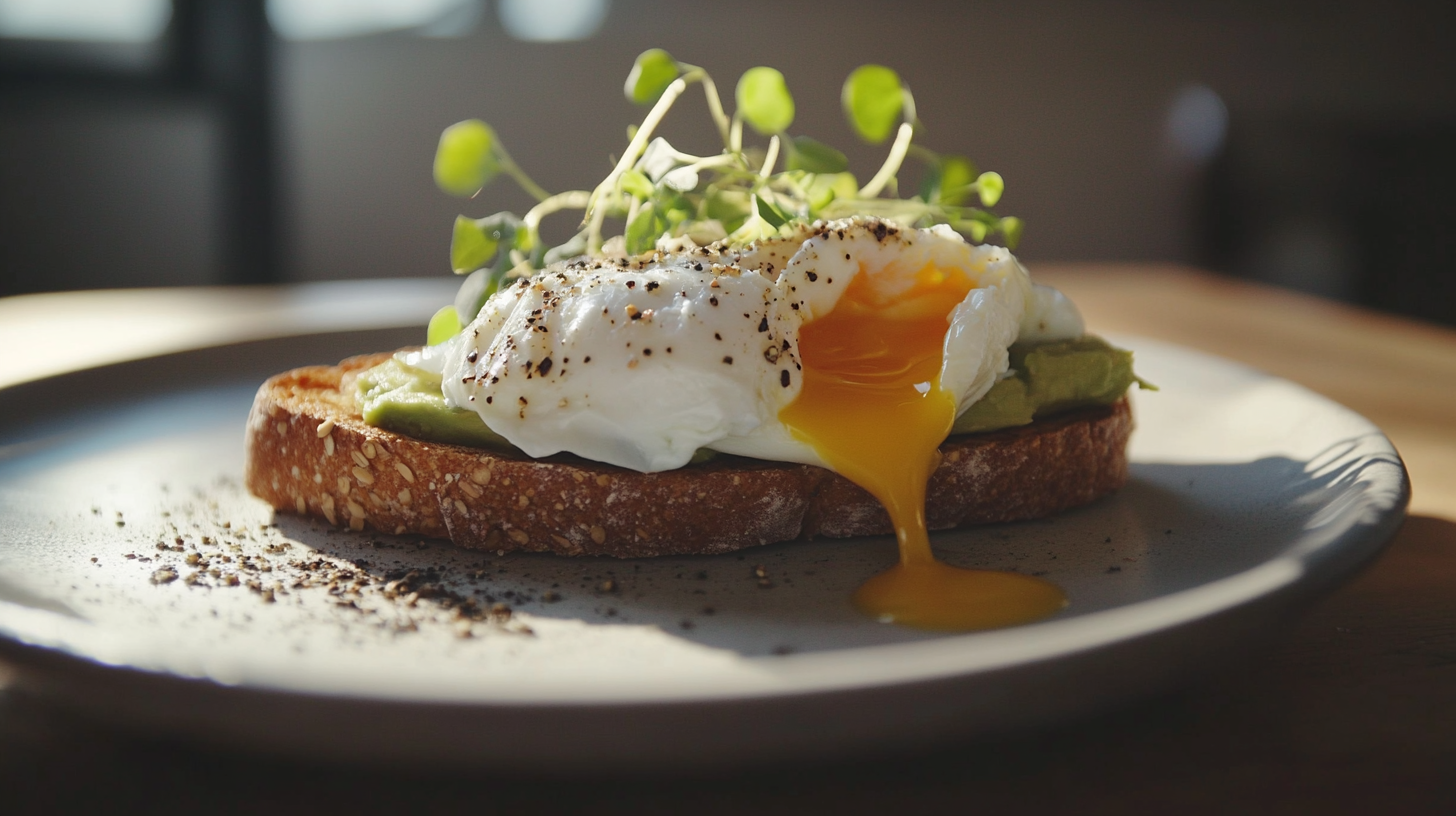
[525,190,591,234]
[901,87,918,130]
[699,74,732,148]
[585,74,695,252]
[677,62,730,148]
[493,142,551,203]
[759,135,780,178]
[687,153,741,173]
[858,122,914,199]
[507,249,534,279]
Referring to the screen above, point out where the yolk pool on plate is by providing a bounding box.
[779,262,1067,631]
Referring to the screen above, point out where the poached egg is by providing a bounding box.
[420,217,1082,630]
[429,218,1080,471]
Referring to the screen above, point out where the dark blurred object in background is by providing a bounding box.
[1201,117,1456,327]
[0,0,276,289]
[2,1,1454,327]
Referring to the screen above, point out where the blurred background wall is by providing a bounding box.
[2,0,1453,325]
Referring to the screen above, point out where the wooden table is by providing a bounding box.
[2,266,1454,814]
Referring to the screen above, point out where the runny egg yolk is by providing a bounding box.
[779,262,1067,631]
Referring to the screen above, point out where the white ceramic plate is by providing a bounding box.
[0,329,1408,770]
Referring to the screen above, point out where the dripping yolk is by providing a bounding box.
[779,262,1066,631]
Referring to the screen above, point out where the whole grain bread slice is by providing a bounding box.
[244,352,1132,557]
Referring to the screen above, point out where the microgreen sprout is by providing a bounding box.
[736,67,795,135]
[433,49,1021,326]
[426,305,461,346]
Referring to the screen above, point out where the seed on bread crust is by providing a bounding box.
[244,351,1131,557]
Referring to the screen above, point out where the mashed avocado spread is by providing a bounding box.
[357,336,1147,454]
[950,336,1148,435]
[357,358,511,449]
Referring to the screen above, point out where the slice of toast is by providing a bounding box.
[245,352,1132,557]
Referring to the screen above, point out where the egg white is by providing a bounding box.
[437,218,1080,473]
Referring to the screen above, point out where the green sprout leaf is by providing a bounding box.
[427,305,461,345]
[625,48,680,105]
[755,195,788,228]
[999,216,1023,249]
[957,219,988,243]
[919,163,941,203]
[680,220,722,245]
[805,171,859,213]
[434,120,499,197]
[451,215,497,274]
[786,136,848,173]
[664,207,692,228]
[450,212,521,274]
[453,268,494,323]
[512,218,537,254]
[941,158,977,202]
[619,169,654,199]
[976,171,1004,207]
[842,65,904,143]
[625,203,661,255]
[735,67,795,135]
[924,155,977,205]
[705,188,752,234]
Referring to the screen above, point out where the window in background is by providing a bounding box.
[497,0,608,42]
[0,1,279,296]
[265,0,483,40]
[264,0,609,41]
[0,0,171,42]
[0,0,172,71]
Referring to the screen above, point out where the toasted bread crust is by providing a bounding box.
[245,352,1131,557]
